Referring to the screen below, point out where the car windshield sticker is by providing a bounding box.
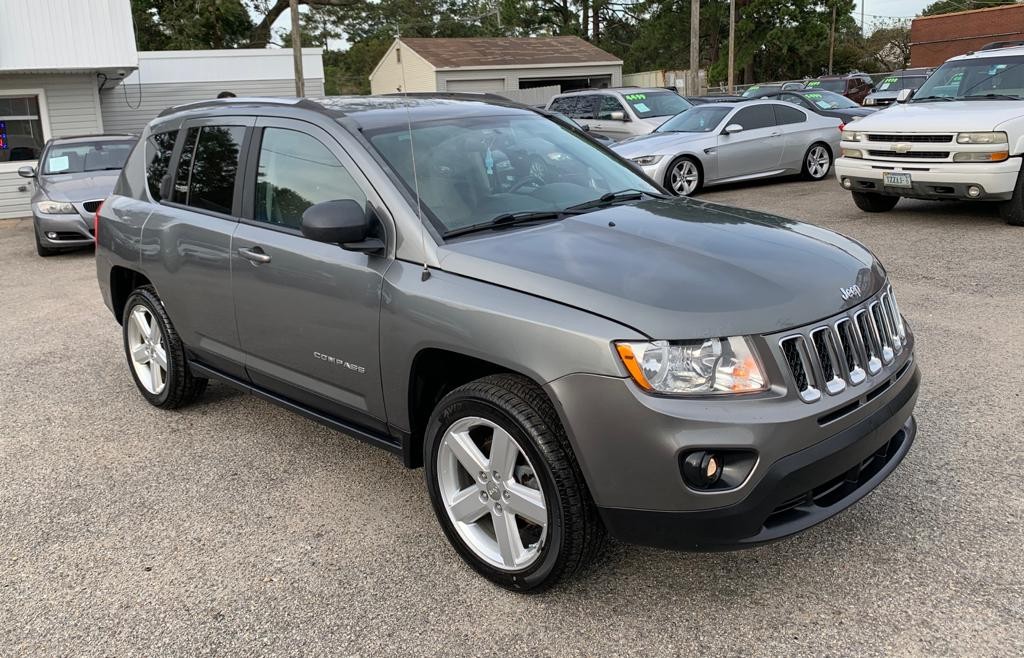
[815,100,832,109]
[48,155,69,172]
[988,64,1008,76]
[806,80,821,87]
[624,93,647,101]
[805,92,823,99]
[633,102,650,113]
[878,76,898,91]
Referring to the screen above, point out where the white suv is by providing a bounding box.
[834,44,1024,225]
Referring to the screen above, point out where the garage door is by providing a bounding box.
[445,79,506,93]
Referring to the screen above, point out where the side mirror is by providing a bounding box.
[896,88,914,103]
[17,166,36,178]
[609,110,627,121]
[301,199,383,253]
[723,123,744,135]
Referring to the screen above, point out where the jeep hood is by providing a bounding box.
[437,199,885,339]
[851,100,1024,132]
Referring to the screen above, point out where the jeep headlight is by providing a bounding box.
[956,132,1008,144]
[630,155,664,166]
[35,200,77,214]
[615,337,767,395]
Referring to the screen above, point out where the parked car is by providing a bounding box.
[863,71,931,107]
[756,89,877,124]
[807,73,875,104]
[18,134,136,256]
[835,43,1024,222]
[740,81,807,97]
[612,101,842,196]
[97,95,918,591]
[547,111,615,145]
[546,87,692,140]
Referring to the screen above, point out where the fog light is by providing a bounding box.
[683,451,723,489]
[842,177,853,189]
[967,185,982,198]
[46,232,57,239]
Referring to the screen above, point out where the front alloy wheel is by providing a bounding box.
[667,157,701,196]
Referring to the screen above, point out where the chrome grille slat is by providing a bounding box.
[780,288,908,403]
[866,134,952,143]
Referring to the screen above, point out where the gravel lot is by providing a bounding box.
[1,179,1022,656]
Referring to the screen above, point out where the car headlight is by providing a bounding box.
[35,200,77,214]
[842,130,864,142]
[615,337,767,395]
[864,98,875,106]
[630,155,664,166]
[956,132,1007,145]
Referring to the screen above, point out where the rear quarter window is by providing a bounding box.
[145,130,177,201]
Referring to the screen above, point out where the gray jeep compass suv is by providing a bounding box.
[96,96,920,591]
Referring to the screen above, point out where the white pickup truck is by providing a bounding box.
[834,43,1024,225]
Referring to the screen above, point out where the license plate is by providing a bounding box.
[883,172,912,188]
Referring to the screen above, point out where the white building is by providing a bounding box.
[0,0,324,219]
[369,37,623,104]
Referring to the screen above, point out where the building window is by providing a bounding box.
[0,95,44,164]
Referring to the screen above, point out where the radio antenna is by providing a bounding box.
[397,26,431,282]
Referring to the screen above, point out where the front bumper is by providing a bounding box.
[835,155,1021,201]
[33,210,95,247]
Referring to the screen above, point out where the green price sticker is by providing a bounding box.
[806,80,821,87]
[624,93,647,101]
[805,92,822,99]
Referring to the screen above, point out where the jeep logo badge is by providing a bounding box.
[840,284,862,301]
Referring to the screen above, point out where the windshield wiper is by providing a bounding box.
[443,210,577,239]
[912,96,955,103]
[963,93,1021,100]
[565,188,668,212]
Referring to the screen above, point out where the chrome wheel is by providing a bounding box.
[436,416,548,571]
[668,159,700,196]
[806,145,831,179]
[126,304,167,395]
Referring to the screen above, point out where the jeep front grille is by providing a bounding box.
[778,285,907,403]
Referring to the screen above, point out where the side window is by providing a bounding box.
[731,105,776,130]
[172,125,245,214]
[773,104,807,125]
[548,97,574,114]
[554,95,598,119]
[597,96,626,119]
[254,127,366,231]
[145,129,177,201]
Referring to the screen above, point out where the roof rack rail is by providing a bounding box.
[156,96,318,118]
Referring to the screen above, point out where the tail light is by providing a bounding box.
[838,123,846,132]
[93,201,103,243]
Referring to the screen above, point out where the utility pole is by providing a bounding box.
[861,1,865,38]
[689,0,700,95]
[828,1,837,76]
[728,0,735,94]
[289,0,305,97]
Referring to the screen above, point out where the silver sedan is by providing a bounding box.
[612,101,842,196]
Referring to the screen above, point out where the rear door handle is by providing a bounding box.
[238,246,271,264]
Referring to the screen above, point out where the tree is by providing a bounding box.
[922,0,1016,16]
[864,21,911,71]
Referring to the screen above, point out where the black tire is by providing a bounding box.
[998,169,1024,226]
[664,156,702,197]
[801,142,833,181]
[121,285,207,409]
[423,374,605,592]
[34,227,60,257]
[852,191,900,213]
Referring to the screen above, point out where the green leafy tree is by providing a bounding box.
[922,0,1016,16]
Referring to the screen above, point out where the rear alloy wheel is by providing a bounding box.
[802,143,832,180]
[665,156,702,196]
[122,286,207,409]
[424,374,605,592]
[851,191,900,213]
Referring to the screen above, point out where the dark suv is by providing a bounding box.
[96,96,920,591]
[808,73,875,104]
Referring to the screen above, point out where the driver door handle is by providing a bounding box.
[238,246,271,264]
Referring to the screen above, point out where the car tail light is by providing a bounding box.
[838,123,845,132]
[93,201,103,243]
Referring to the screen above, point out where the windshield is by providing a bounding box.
[42,140,134,175]
[914,56,1024,100]
[806,79,845,93]
[621,91,691,118]
[656,106,730,132]
[875,75,927,92]
[365,114,658,235]
[800,90,858,109]
[742,85,777,98]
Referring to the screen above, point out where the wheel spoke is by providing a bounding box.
[492,509,523,568]
[149,362,162,393]
[447,430,488,475]
[149,320,162,346]
[487,426,519,480]
[131,345,150,364]
[504,481,547,526]
[449,487,489,524]
[151,345,168,370]
[131,308,151,340]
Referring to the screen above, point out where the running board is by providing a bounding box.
[188,361,403,455]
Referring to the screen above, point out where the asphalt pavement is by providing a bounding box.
[1,178,1021,656]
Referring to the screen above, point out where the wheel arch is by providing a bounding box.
[109,266,153,325]
[664,153,704,194]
